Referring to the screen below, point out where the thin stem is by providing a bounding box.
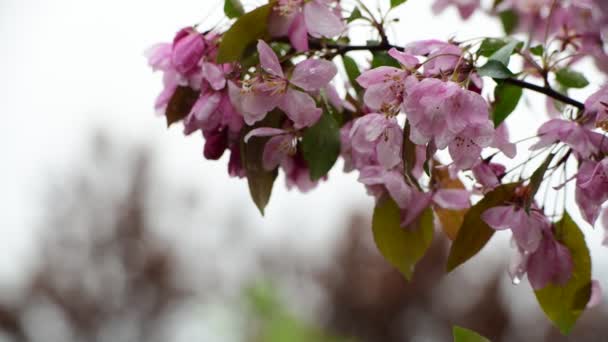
[502,78,584,110]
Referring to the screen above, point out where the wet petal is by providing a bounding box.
[291,59,337,91]
[303,1,345,38]
[257,40,284,77]
[279,88,322,128]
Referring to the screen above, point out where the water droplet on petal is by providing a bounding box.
[512,275,521,285]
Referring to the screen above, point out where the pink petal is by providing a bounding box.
[288,13,309,51]
[527,233,573,290]
[268,10,295,37]
[587,280,603,308]
[481,206,516,230]
[257,40,284,77]
[388,48,419,68]
[433,189,471,210]
[244,127,289,142]
[376,124,403,169]
[303,1,345,38]
[202,62,226,91]
[279,88,322,129]
[356,67,401,88]
[401,191,433,229]
[263,134,292,170]
[184,92,222,134]
[291,59,337,91]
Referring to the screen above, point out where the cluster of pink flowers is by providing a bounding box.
[146,27,246,176]
[147,0,608,324]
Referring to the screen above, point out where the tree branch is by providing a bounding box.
[311,40,586,111]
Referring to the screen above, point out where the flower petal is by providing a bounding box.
[303,1,345,38]
[288,13,309,51]
[257,40,284,77]
[278,88,322,129]
[263,134,292,170]
[291,59,337,91]
[244,127,289,142]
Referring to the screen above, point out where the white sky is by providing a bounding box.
[0,0,607,339]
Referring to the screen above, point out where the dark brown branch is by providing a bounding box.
[502,78,585,110]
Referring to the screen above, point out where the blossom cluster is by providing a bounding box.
[147,0,608,332]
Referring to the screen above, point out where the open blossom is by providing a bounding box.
[229,40,336,128]
[576,159,608,226]
[531,119,604,159]
[268,0,345,51]
[432,0,480,19]
[349,113,403,170]
[510,228,574,290]
[403,40,463,77]
[356,48,418,114]
[483,204,573,289]
[472,161,506,191]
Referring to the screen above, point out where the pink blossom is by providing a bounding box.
[509,228,573,290]
[171,27,206,75]
[403,40,463,77]
[531,119,603,159]
[356,49,418,114]
[229,40,336,128]
[575,159,608,226]
[268,0,345,51]
[432,0,480,19]
[482,205,546,253]
[472,161,506,190]
[448,121,495,170]
[404,79,490,149]
[349,113,403,170]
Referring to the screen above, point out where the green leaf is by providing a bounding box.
[224,0,245,19]
[342,55,362,93]
[371,51,401,68]
[530,45,544,56]
[240,111,282,215]
[477,38,509,58]
[453,326,491,342]
[492,82,522,126]
[301,109,341,181]
[447,183,520,272]
[372,197,434,280]
[347,7,363,23]
[555,68,589,89]
[165,86,199,127]
[390,0,407,9]
[499,10,518,35]
[217,4,272,63]
[477,60,515,79]
[535,212,592,335]
[489,40,519,66]
[525,153,555,211]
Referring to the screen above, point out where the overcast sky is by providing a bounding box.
[0,1,607,338]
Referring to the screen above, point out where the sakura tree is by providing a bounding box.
[146,0,608,335]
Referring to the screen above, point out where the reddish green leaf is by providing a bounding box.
[165,86,198,127]
[372,197,434,280]
[217,4,272,63]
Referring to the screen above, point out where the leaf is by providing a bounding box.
[240,111,282,215]
[535,212,592,335]
[347,7,363,23]
[489,40,519,66]
[524,153,555,211]
[165,86,199,127]
[217,4,272,63]
[492,82,522,126]
[371,51,401,68]
[301,108,341,181]
[372,197,434,280]
[477,60,515,79]
[555,68,589,89]
[453,326,491,342]
[432,166,468,241]
[342,55,362,93]
[402,121,418,184]
[390,0,407,9]
[477,38,509,57]
[530,45,544,56]
[224,0,245,19]
[446,183,520,272]
[499,10,518,35]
